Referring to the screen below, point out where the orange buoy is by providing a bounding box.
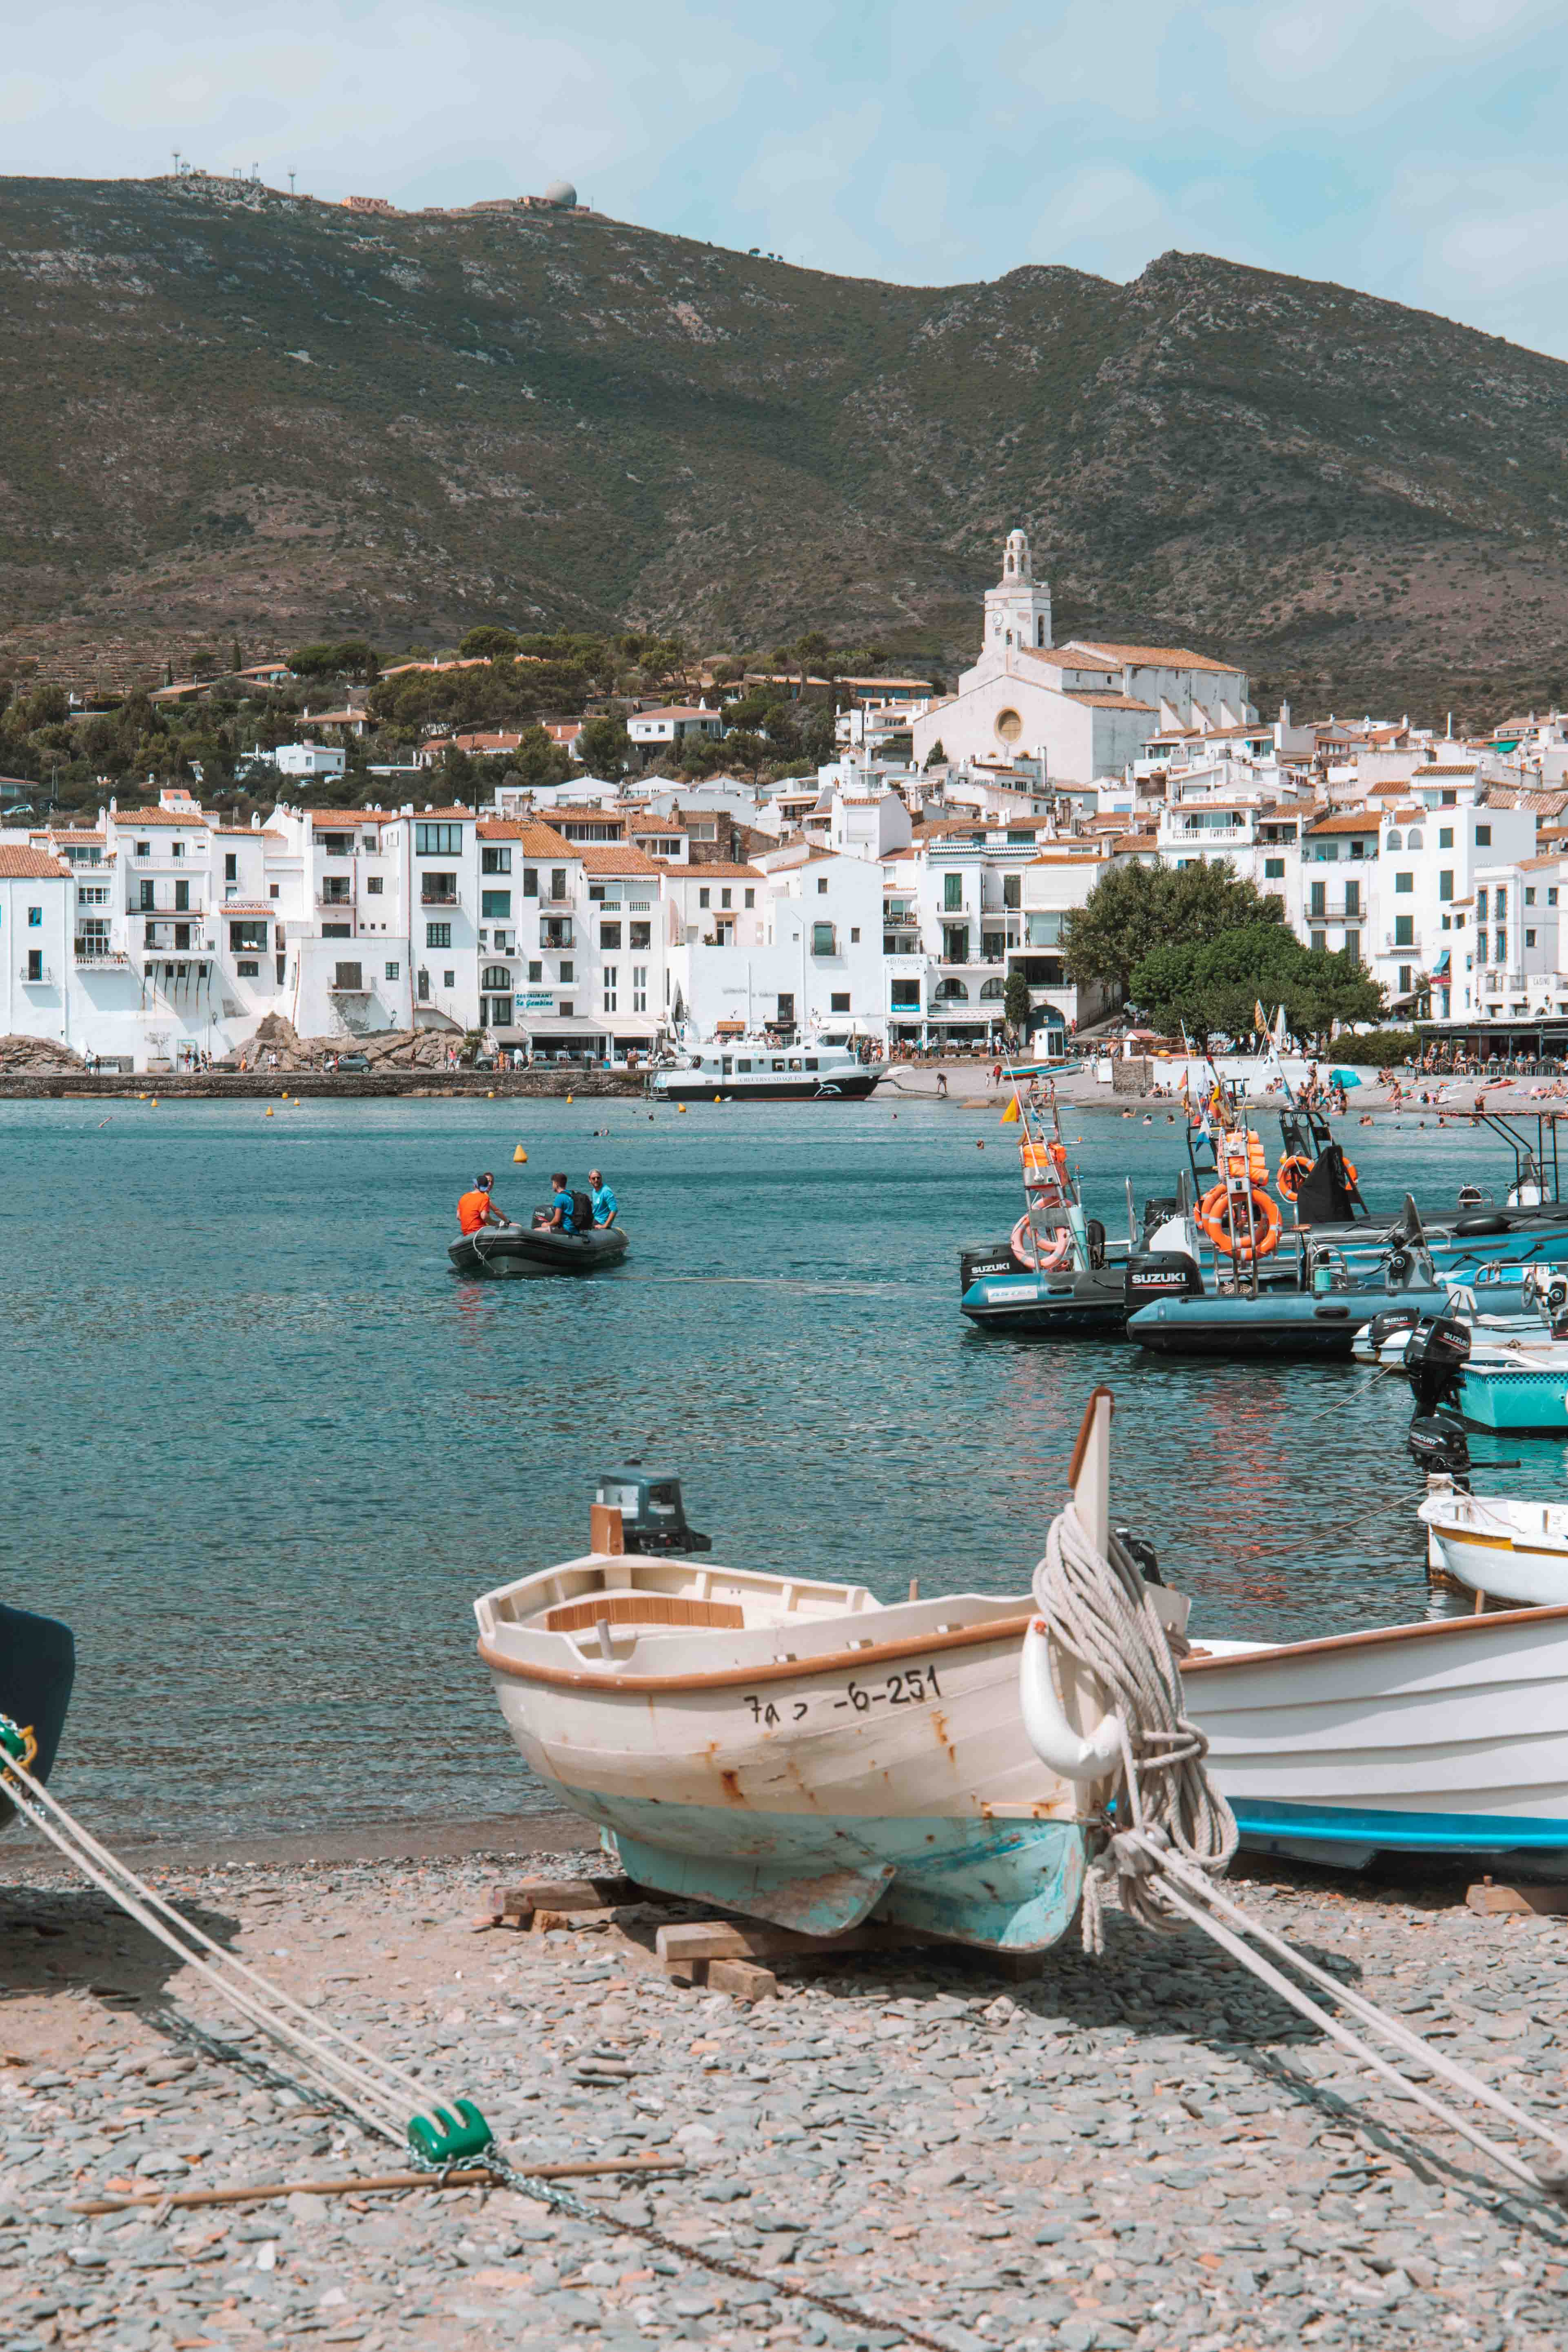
[513,1146,527,1163]
[1200,1181,1281,1260]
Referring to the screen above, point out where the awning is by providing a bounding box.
[1432,950,1451,977]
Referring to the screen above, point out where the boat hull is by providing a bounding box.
[1187,1608,1568,1867]
[448,1225,629,1279]
[959,1263,1128,1338]
[479,1596,1087,1950]
[1453,1362,1568,1431]
[651,1072,881,1103]
[0,1602,74,1835]
[1421,1495,1568,1609]
[1129,1286,1447,1360]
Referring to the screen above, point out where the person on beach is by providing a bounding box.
[457,1172,506,1234]
[589,1169,618,1228]
[936,1071,948,1097]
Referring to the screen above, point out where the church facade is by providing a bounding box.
[912,529,1255,784]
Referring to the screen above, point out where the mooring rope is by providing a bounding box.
[1031,1500,1568,2206]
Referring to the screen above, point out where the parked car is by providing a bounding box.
[335,1052,372,1073]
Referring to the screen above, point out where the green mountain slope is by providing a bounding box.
[2,173,1567,719]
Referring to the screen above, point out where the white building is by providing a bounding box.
[627,705,725,752]
[272,742,348,779]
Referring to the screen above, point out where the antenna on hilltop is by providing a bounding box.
[171,149,180,176]
[288,171,296,195]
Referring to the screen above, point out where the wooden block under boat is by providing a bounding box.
[495,1874,640,1921]
[1466,1879,1568,1916]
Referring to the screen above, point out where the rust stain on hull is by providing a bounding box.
[719,1768,747,1806]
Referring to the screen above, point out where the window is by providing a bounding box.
[1395,872,1413,894]
[1002,876,1022,908]
[1344,881,1360,917]
[1527,929,1538,948]
[481,891,511,919]
[224,853,237,882]
[1407,829,1423,849]
[817,876,828,895]
[523,866,538,896]
[1496,888,1507,917]
[1552,888,1561,908]
[943,873,963,912]
[830,992,850,1012]
[1344,932,1360,965]
[269,883,279,899]
[891,978,921,1008]
[1386,831,1402,852]
[1476,825,1492,846]
[744,888,755,909]
[332,961,363,992]
[481,965,512,990]
[1439,827,1453,848]
[416,821,461,855]
[24,947,42,981]
[1477,889,1488,920]
[320,832,352,857]
[559,960,574,983]
[699,887,710,910]
[1394,914,1414,947]
[237,958,259,976]
[720,888,732,910]
[1264,856,1284,879]
[550,868,567,901]
[528,960,542,983]
[27,905,41,928]
[1399,964,1413,994]
[811,922,836,956]
[482,846,512,874]
[444,969,455,988]
[632,965,648,1012]
[417,968,429,1002]
[603,966,618,1011]
[776,992,794,1026]
[230,920,267,951]
[601,921,622,950]
[1310,929,1326,953]
[1308,880,1326,918]
[481,996,513,1027]
[135,840,150,858]
[366,875,383,895]
[1496,929,1507,965]
[386,961,400,981]
[1439,870,1453,902]
[426,921,452,949]
[1527,887,1537,906]
[559,1000,573,1018]
[629,921,651,950]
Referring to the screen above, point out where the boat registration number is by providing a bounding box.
[743,1663,944,1728]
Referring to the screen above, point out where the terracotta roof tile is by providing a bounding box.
[577,844,664,875]
[310,810,390,828]
[1059,639,1240,676]
[111,807,210,827]
[476,819,577,855]
[0,846,68,877]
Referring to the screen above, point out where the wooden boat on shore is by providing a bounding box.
[0,1602,74,1837]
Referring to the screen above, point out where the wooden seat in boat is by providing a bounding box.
[543,1593,746,1635]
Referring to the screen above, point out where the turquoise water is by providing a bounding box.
[2,1093,1556,1845]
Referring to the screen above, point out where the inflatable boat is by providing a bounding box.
[448,1220,630,1279]
[1,1601,74,1836]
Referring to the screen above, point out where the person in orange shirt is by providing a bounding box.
[457,1172,505,1234]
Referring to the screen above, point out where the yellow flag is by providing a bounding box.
[1001,1094,1021,1124]
[1255,999,1267,1034]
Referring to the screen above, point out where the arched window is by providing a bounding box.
[935,978,969,1003]
[1385,830,1402,850]
[1406,828,1423,849]
[481,965,512,990]
[979,976,1006,1000]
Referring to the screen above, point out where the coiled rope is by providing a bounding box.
[1031,1500,1568,2206]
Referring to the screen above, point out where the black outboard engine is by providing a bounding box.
[1124,1251,1203,1309]
[595,1470,712,1555]
[1116,1527,1163,1586]
[1403,1316,1471,1480]
[1365,1304,1422,1355]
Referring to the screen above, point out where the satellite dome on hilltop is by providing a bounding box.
[543,179,577,208]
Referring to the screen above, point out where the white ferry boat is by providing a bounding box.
[647,1035,882,1103]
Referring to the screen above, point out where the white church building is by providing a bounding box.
[911,530,1256,783]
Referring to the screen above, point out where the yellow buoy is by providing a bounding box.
[487,1090,495,1099]
[678,1104,688,1114]
[151,1096,158,1107]
[513,1145,527,1163]
[566,1092,574,1104]
[265,1106,274,1118]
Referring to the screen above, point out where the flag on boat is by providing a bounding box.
[1255,999,1268,1035]
[1001,1094,1021,1124]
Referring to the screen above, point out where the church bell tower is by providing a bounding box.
[983,527,1052,657]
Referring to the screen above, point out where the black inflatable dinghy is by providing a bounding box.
[448,1220,630,1278]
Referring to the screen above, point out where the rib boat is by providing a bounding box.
[448,1220,629,1279]
[0,1602,74,1837]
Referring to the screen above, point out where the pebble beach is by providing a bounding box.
[7,1836,1568,2352]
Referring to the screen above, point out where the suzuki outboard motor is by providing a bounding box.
[1365,1303,1422,1355]
[1408,1413,1472,1488]
[1124,1251,1204,1310]
[1404,1316,1472,1481]
[594,1470,712,1555]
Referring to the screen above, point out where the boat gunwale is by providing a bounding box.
[1182,1596,1568,1673]
[476,1611,1035,1693]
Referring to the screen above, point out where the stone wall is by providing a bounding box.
[0,1069,643,1101]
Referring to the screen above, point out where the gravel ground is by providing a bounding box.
[4,1843,1568,2352]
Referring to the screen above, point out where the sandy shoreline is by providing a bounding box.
[7,1835,1568,2352]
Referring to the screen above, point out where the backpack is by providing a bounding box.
[571,1189,594,1234]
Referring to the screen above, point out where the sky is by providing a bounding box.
[7,0,1568,356]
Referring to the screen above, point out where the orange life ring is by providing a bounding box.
[1200,1183,1281,1260]
[1276,1153,1313,1203]
[1012,1214,1073,1272]
[1342,1158,1358,1185]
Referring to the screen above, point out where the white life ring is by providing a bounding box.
[1018,1615,1123,1784]
[1012,1214,1073,1271]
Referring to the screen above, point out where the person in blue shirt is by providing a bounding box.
[546,1172,576,1232]
[588,1169,618,1228]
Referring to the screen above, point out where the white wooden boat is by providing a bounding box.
[473,1492,1085,1952]
[1419,1483,1568,1611]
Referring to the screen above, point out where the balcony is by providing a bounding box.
[539,922,574,950]
[75,939,130,967]
[18,961,53,984]
[140,928,213,956]
[420,887,459,907]
[318,893,356,912]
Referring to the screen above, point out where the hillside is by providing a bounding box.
[3,173,1568,721]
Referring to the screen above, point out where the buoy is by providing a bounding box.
[678,1105,688,1115]
[265,1106,274,1118]
[514,1145,527,1163]
[714,1093,723,1104]
[151,1096,158,1107]
[487,1089,495,1100]
[566,1092,574,1104]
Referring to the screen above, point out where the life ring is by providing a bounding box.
[1012,1214,1073,1272]
[1276,1154,1313,1203]
[1342,1158,1357,1185]
[1199,1183,1281,1260]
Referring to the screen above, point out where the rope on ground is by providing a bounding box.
[1031,1497,1568,2207]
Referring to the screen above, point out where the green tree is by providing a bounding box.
[1003,969,1032,1036]
[1132,925,1384,1052]
[923,737,945,769]
[458,625,519,660]
[1064,862,1285,997]
[288,638,380,682]
[510,725,575,791]
[575,714,631,776]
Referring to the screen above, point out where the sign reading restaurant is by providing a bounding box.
[521,991,554,1012]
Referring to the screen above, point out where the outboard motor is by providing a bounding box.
[1408,1414,1473,1489]
[1365,1304,1422,1356]
[594,1470,712,1555]
[1142,1196,1180,1245]
[1115,1527,1163,1586]
[959,1244,1024,1287]
[1085,1217,1107,1271]
[1404,1316,1471,1478]
[1124,1251,1203,1310]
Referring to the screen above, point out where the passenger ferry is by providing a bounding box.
[646,1034,882,1103]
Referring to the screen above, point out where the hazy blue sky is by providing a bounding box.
[8,0,1568,354]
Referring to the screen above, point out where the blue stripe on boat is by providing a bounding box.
[1233,1797,1568,1851]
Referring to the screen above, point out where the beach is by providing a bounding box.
[6,1829,1568,2352]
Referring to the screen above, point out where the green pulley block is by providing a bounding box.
[407,2099,494,2166]
[0,1714,35,1768]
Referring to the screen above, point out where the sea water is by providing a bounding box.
[1,1092,1555,1843]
